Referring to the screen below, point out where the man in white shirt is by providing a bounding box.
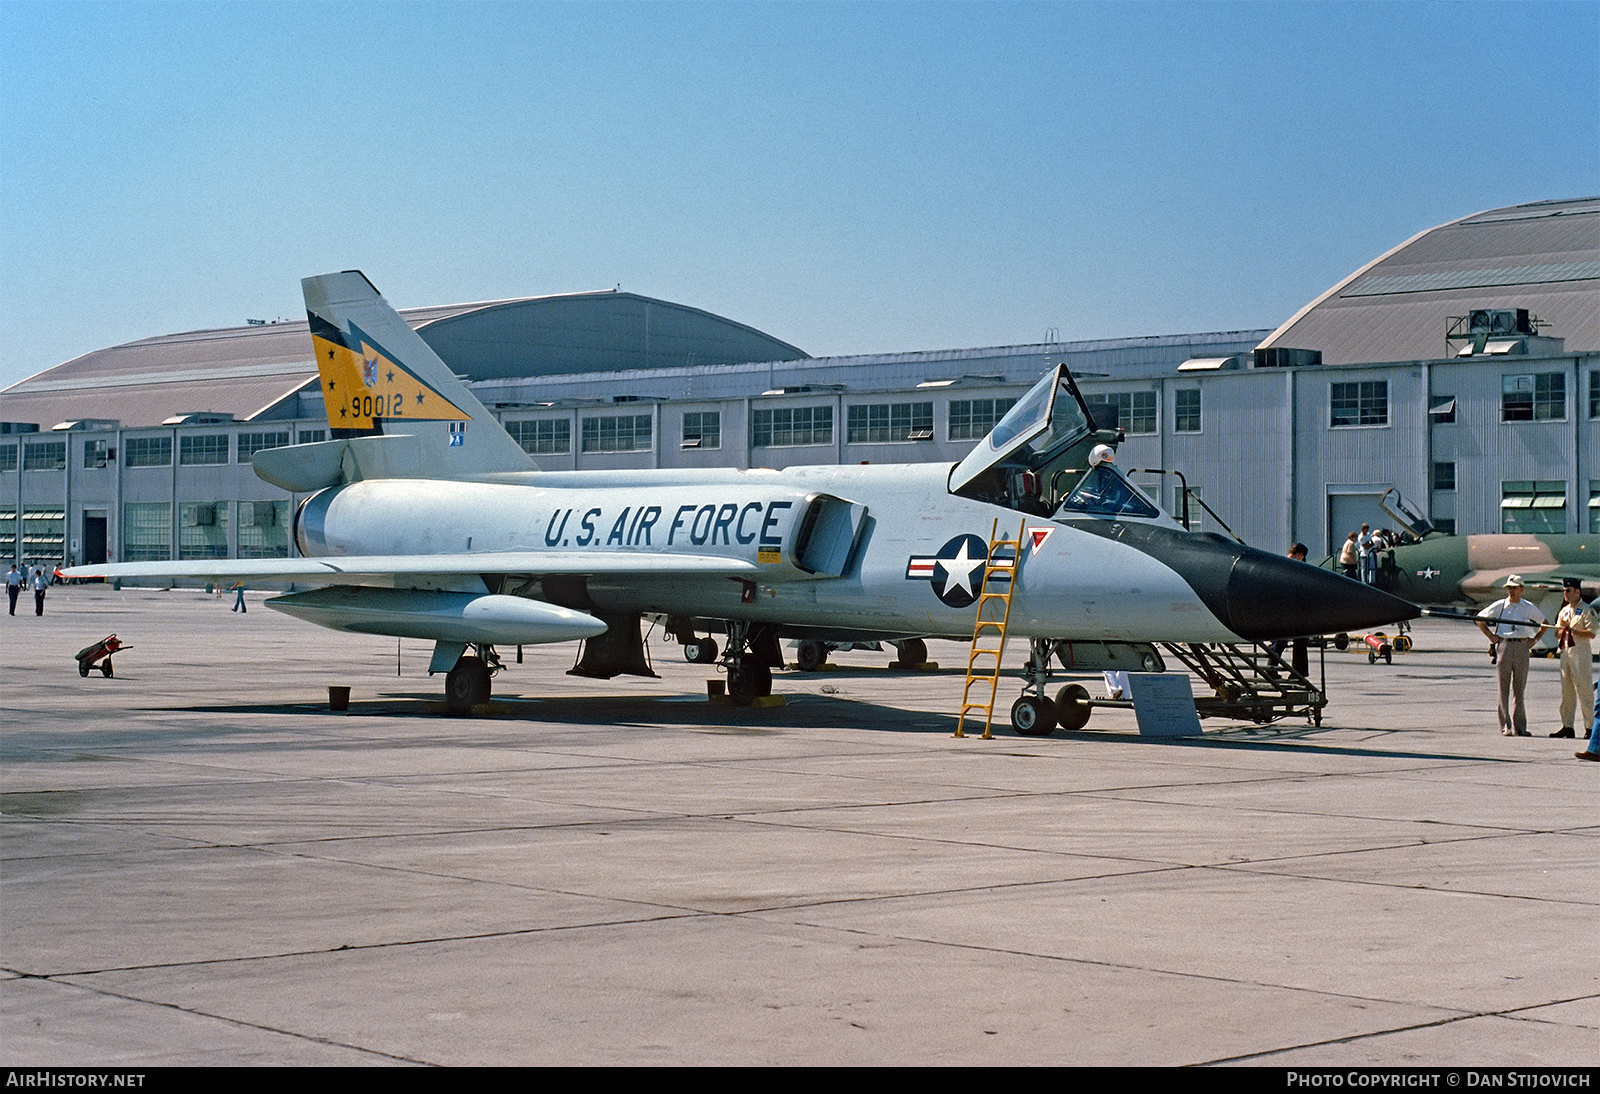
[1552,578,1597,739]
[5,563,23,616]
[1357,524,1375,584]
[1476,575,1548,736]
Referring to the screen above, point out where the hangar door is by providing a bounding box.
[1326,488,1393,558]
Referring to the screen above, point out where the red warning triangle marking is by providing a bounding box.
[1028,527,1054,555]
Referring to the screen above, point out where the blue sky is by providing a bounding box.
[2,0,1596,391]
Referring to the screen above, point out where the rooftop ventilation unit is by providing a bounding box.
[1467,308,1532,335]
[1248,348,1320,369]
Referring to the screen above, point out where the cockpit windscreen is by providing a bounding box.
[1056,463,1161,520]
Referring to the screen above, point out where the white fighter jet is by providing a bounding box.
[67,271,1416,730]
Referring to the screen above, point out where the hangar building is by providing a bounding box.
[2,196,1595,571]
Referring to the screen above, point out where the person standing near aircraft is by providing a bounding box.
[1476,575,1548,736]
[1358,524,1377,584]
[1339,531,1359,579]
[1552,577,1597,739]
[6,563,23,616]
[30,567,48,616]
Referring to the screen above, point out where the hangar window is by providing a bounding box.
[23,441,65,471]
[1589,371,1599,419]
[122,502,171,562]
[238,500,289,558]
[237,432,290,461]
[1174,389,1201,433]
[1501,373,1565,422]
[1592,482,1599,535]
[753,406,832,448]
[1331,381,1388,427]
[297,429,326,445]
[681,411,720,450]
[83,440,108,469]
[1500,480,1567,535]
[0,444,14,472]
[179,502,229,559]
[581,414,651,453]
[507,418,571,455]
[124,436,172,468]
[20,508,64,558]
[180,434,229,465]
[847,402,933,444]
[1091,392,1156,435]
[949,398,1018,441]
[1432,462,1456,492]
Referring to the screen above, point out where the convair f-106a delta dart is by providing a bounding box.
[68,272,1416,730]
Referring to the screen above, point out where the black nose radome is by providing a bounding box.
[1218,542,1418,639]
[1071,521,1418,640]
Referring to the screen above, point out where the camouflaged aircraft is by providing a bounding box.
[1350,489,1596,649]
[67,271,1416,730]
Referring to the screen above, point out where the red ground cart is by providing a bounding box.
[75,634,127,678]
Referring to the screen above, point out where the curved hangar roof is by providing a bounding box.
[0,290,808,430]
[1258,196,1599,365]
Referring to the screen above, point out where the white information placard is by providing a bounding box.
[1126,673,1202,737]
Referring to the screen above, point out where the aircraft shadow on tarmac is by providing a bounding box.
[132,684,1507,762]
[156,690,959,734]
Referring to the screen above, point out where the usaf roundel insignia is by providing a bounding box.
[905,533,993,608]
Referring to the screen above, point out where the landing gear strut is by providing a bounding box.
[1010,638,1059,736]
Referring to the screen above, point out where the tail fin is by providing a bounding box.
[302,271,534,479]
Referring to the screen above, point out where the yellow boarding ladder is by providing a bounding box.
[955,518,1026,739]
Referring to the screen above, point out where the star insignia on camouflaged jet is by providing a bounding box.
[906,534,997,608]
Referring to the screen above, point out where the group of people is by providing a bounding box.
[5,563,51,617]
[1337,523,1411,584]
[1475,575,1599,761]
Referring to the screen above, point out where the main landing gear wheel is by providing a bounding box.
[795,640,827,672]
[445,656,491,714]
[728,662,773,706]
[894,638,927,667]
[684,637,719,664]
[1011,695,1057,737]
[1054,683,1093,732]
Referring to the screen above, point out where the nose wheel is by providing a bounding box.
[1010,694,1056,736]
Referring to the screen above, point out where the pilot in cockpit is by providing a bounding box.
[1055,444,1161,520]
